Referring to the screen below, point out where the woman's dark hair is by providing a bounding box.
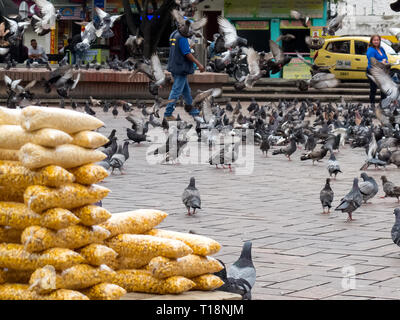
[369,34,381,48]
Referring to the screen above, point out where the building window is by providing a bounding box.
[354,40,368,55]
[326,40,350,54]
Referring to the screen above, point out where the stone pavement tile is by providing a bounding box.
[286,283,350,299]
[256,269,310,283]
[356,267,400,281]
[322,295,372,300]
[341,286,400,299]
[266,278,329,291]
[279,247,323,257]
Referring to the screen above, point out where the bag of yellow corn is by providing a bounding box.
[148,255,224,279]
[40,208,80,230]
[0,161,75,188]
[24,183,110,213]
[99,209,168,237]
[82,283,126,300]
[112,269,195,294]
[0,283,41,300]
[43,289,89,300]
[78,244,118,267]
[147,229,221,256]
[0,148,19,161]
[0,202,41,229]
[39,248,86,270]
[191,274,224,291]
[72,205,111,226]
[0,125,73,149]
[19,143,107,169]
[0,226,22,243]
[106,234,193,259]
[0,107,21,125]
[114,255,152,270]
[72,131,109,149]
[0,186,25,202]
[69,164,109,185]
[0,244,85,271]
[21,225,110,252]
[21,106,104,133]
[0,269,33,284]
[29,264,116,293]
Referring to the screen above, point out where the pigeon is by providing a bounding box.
[323,14,346,36]
[112,106,118,118]
[297,73,339,91]
[125,33,144,57]
[335,178,363,221]
[226,241,256,294]
[272,136,296,160]
[276,33,295,42]
[391,208,400,247]
[94,7,122,39]
[214,259,252,300]
[84,101,96,116]
[327,152,342,179]
[260,136,270,157]
[305,36,325,50]
[290,10,310,27]
[359,172,378,204]
[171,9,207,38]
[181,177,201,216]
[391,0,400,12]
[75,21,97,54]
[126,128,150,144]
[3,17,30,45]
[381,175,400,202]
[103,129,116,149]
[300,146,328,164]
[31,0,59,35]
[217,16,247,49]
[320,178,334,214]
[109,141,129,175]
[239,47,265,89]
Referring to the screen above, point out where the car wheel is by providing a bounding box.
[390,69,400,84]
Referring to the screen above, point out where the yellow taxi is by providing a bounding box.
[313,36,400,82]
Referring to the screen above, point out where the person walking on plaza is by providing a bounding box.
[366,34,388,106]
[164,19,205,121]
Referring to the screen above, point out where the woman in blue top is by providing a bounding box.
[366,34,388,106]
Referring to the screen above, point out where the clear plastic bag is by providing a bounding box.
[0,125,73,149]
[24,183,110,213]
[21,225,110,252]
[0,161,75,188]
[112,269,195,294]
[0,148,19,161]
[19,143,107,169]
[78,243,118,267]
[69,164,109,185]
[106,234,193,260]
[82,283,126,300]
[72,205,111,226]
[0,283,41,300]
[0,226,22,243]
[0,244,85,271]
[148,255,224,279]
[0,107,21,125]
[0,269,33,284]
[0,202,41,229]
[99,209,168,237]
[72,131,109,149]
[21,106,104,134]
[29,264,116,293]
[114,255,152,270]
[40,208,80,230]
[44,288,89,300]
[191,274,224,291]
[147,229,221,256]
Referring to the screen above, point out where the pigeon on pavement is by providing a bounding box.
[335,178,363,222]
[320,178,334,214]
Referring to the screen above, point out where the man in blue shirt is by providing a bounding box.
[164,22,205,121]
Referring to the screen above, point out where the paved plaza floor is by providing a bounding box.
[94,107,400,300]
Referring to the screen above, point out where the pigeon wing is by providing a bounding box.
[246,47,260,76]
[359,181,374,196]
[269,40,284,64]
[191,17,208,31]
[95,7,108,20]
[218,16,238,48]
[150,54,165,84]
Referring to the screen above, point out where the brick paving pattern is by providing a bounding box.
[90,106,400,300]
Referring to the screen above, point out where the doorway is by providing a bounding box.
[203,11,222,41]
[280,29,310,54]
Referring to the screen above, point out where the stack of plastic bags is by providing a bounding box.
[0,106,127,300]
[0,106,225,299]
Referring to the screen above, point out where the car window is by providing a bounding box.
[355,41,368,55]
[381,41,397,55]
[326,40,350,54]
